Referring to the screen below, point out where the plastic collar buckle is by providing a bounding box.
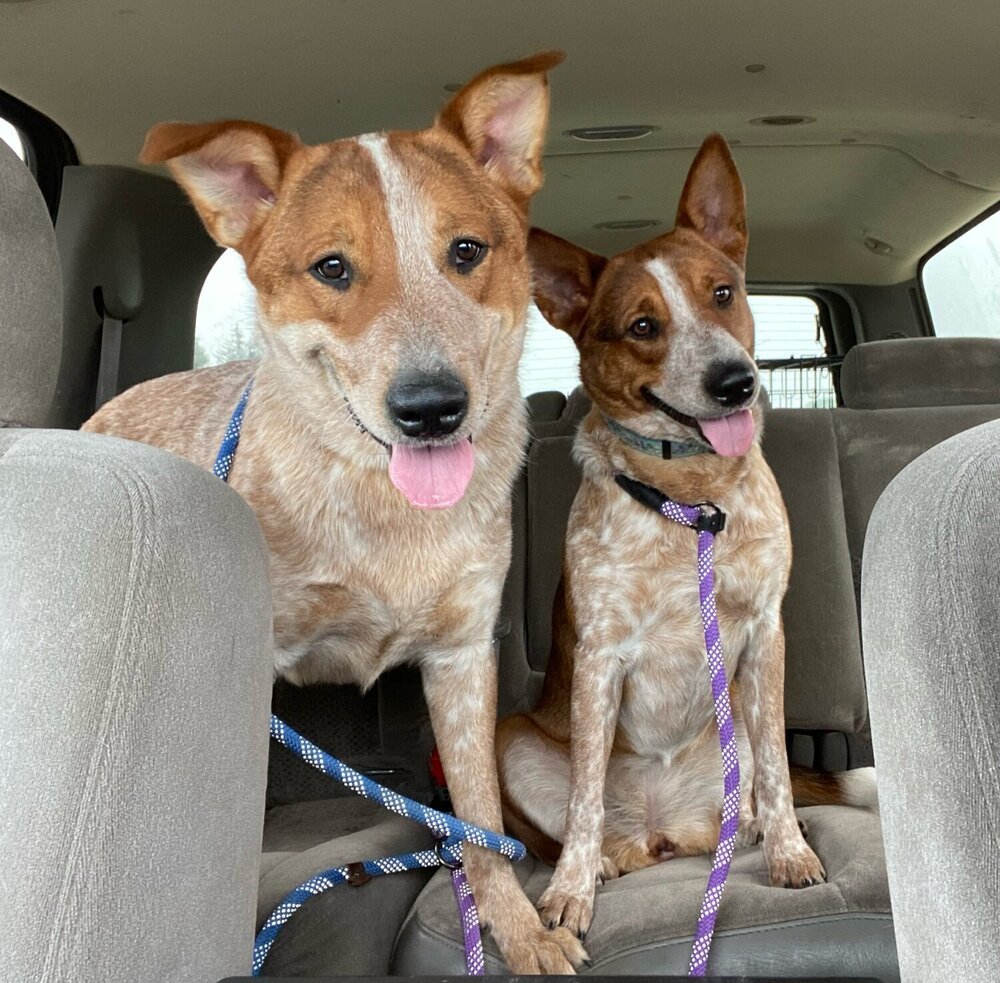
[693,502,727,534]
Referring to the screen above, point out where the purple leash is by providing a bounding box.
[614,473,740,976]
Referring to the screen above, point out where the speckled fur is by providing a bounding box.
[84,53,585,974]
[499,135,826,938]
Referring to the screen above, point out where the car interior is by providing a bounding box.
[1,3,998,983]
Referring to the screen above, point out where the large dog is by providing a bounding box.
[85,52,585,974]
[497,135,875,937]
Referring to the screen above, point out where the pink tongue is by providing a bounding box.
[698,409,756,457]
[389,439,475,509]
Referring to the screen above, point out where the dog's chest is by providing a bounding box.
[263,493,508,687]
[571,476,788,756]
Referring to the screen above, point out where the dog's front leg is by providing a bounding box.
[739,617,825,887]
[422,646,587,974]
[536,647,623,938]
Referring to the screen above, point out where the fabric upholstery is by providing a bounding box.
[0,429,273,983]
[0,140,62,427]
[834,406,1000,598]
[53,166,219,428]
[394,804,896,979]
[526,389,567,426]
[862,419,1000,983]
[257,799,434,976]
[841,337,1000,409]
[521,413,868,732]
[762,410,865,732]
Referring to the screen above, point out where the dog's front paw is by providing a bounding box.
[767,841,826,888]
[498,920,588,975]
[735,815,762,848]
[538,881,596,939]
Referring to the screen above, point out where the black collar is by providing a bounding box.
[613,471,727,534]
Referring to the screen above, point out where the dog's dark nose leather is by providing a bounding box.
[705,362,756,407]
[387,373,469,438]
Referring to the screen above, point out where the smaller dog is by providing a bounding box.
[498,134,876,937]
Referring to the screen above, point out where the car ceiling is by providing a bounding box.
[2,0,998,286]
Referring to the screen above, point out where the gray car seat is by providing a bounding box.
[0,139,274,983]
[863,416,1000,983]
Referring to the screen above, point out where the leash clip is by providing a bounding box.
[345,862,372,887]
[435,838,463,870]
[693,502,727,534]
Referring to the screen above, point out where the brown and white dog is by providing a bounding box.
[497,134,876,937]
[84,53,586,974]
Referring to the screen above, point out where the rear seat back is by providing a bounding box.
[498,337,1000,749]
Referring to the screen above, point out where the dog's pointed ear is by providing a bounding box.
[140,120,302,250]
[438,51,564,206]
[675,133,747,267]
[528,227,607,339]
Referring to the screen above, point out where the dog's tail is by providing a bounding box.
[791,765,879,810]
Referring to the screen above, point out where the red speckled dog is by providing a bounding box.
[85,53,586,974]
[498,135,876,937]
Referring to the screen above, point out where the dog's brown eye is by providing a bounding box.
[628,317,659,339]
[714,285,734,307]
[449,238,488,273]
[311,254,351,290]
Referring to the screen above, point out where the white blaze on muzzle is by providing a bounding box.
[357,132,481,508]
[645,256,758,457]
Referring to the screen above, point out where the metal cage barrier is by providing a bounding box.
[757,355,844,409]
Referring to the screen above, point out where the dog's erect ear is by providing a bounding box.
[528,227,607,339]
[140,120,302,250]
[675,133,747,268]
[438,51,564,206]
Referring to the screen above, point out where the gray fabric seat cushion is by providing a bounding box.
[0,429,273,983]
[394,804,896,979]
[256,798,435,976]
[841,337,1000,409]
[863,419,1000,983]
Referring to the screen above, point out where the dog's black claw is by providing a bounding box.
[547,919,557,930]
[577,929,587,942]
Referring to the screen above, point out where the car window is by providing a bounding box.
[922,209,1000,338]
[194,249,262,368]
[0,116,25,161]
[751,295,837,408]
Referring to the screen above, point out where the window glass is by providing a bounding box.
[518,305,580,395]
[750,295,836,408]
[194,248,262,368]
[0,116,25,161]
[922,210,1000,338]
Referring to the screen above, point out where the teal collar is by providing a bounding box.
[603,414,713,460]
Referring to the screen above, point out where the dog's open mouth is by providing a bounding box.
[641,386,755,458]
[388,438,475,510]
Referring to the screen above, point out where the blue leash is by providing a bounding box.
[213,380,526,976]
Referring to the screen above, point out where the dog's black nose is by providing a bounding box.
[705,361,756,407]
[387,373,468,439]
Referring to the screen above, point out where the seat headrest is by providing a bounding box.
[0,141,62,427]
[526,390,566,423]
[52,165,219,428]
[841,338,1000,409]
